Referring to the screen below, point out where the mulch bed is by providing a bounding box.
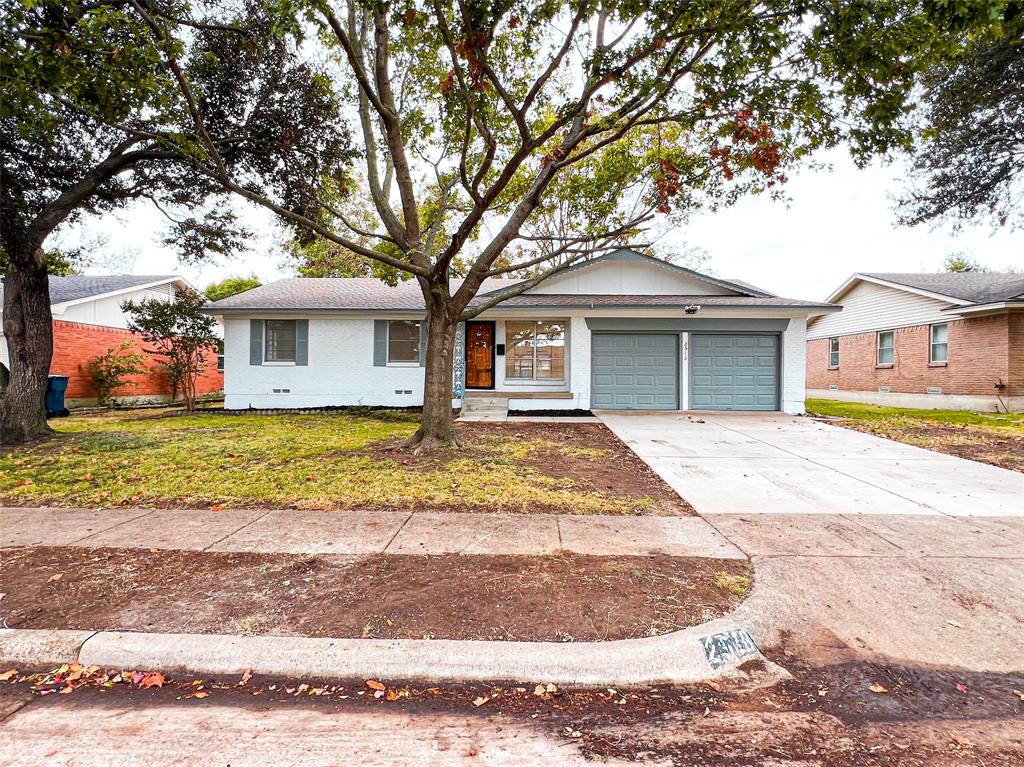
[838,420,1024,473]
[0,547,749,642]
[362,421,695,515]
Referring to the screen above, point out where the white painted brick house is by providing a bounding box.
[205,250,837,414]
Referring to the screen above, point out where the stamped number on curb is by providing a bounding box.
[700,628,759,669]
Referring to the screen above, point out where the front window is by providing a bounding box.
[876,330,894,366]
[828,337,840,368]
[930,323,948,363]
[388,320,421,363]
[265,320,296,363]
[505,320,566,380]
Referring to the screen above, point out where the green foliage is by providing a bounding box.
[87,342,147,406]
[122,288,219,411]
[898,30,1024,229]
[943,253,990,273]
[204,275,262,302]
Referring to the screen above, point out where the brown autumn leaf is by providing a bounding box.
[1012,689,1024,701]
[703,680,722,692]
[47,573,63,583]
[868,683,888,694]
[238,668,253,686]
[950,735,975,748]
[0,669,18,682]
[211,503,225,512]
[366,679,385,691]
[385,690,399,702]
[533,685,546,696]
[472,696,489,707]
[139,672,165,689]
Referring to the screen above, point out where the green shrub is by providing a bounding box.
[88,342,146,406]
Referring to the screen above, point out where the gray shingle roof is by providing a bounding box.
[205,277,830,312]
[863,272,1024,305]
[49,275,178,304]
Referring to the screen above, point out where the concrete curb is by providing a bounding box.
[1,615,785,686]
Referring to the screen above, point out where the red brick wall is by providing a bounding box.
[51,320,223,401]
[1008,313,1024,397]
[807,314,1013,396]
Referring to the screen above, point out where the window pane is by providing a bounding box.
[932,324,948,344]
[829,338,839,367]
[877,332,893,365]
[505,321,566,380]
[265,320,296,362]
[533,322,565,379]
[932,342,948,363]
[505,321,536,379]
[388,320,421,362]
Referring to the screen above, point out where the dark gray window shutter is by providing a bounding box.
[419,321,428,366]
[249,320,264,365]
[373,320,387,366]
[295,320,309,366]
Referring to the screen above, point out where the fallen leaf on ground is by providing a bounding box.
[211,504,225,512]
[533,685,546,696]
[955,683,968,694]
[385,690,400,702]
[472,696,489,707]
[868,684,888,694]
[366,680,385,691]
[945,619,964,629]
[703,680,722,691]
[545,683,557,693]
[1012,689,1024,701]
[47,574,63,583]
[238,668,252,686]
[950,735,975,748]
[139,672,165,689]
[0,669,18,682]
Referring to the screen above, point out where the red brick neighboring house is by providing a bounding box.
[0,275,224,407]
[807,272,1024,412]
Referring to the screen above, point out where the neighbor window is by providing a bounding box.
[264,320,297,363]
[387,320,421,363]
[930,323,948,363]
[505,320,566,380]
[828,337,840,368]
[876,330,894,366]
[217,340,225,372]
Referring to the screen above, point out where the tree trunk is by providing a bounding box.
[405,306,459,451]
[0,245,55,445]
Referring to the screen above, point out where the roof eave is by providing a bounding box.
[942,300,1024,316]
[52,276,194,310]
[834,273,970,305]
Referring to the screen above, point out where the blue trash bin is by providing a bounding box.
[45,375,71,417]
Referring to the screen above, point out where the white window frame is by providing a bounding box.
[930,323,949,364]
[828,337,840,369]
[504,319,568,382]
[264,319,297,366]
[876,330,894,366]
[387,320,421,366]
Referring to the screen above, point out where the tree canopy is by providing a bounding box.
[898,28,1024,230]
[204,275,262,302]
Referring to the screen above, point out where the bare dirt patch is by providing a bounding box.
[359,421,695,515]
[0,547,747,642]
[830,420,1024,473]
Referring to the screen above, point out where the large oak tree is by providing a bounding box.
[130,1,1017,448]
[0,0,348,444]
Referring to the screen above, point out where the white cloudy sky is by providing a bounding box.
[66,146,1022,302]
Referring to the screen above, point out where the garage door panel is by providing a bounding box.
[592,334,678,410]
[690,334,778,411]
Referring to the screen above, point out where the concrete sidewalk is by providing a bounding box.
[0,506,745,559]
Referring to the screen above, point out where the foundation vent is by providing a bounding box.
[879,386,891,393]
[927,387,942,395]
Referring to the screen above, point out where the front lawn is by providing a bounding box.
[0,409,692,515]
[806,399,1024,472]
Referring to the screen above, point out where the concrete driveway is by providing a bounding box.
[598,410,1024,672]
[596,411,1024,517]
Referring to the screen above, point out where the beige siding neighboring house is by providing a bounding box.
[807,272,1024,412]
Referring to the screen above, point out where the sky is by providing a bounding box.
[66,146,1023,302]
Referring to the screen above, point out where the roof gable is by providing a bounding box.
[500,249,771,298]
[827,272,1024,306]
[48,275,183,306]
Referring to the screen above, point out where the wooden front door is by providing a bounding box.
[465,321,495,389]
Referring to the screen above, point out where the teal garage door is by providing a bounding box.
[591,334,678,409]
[689,334,778,411]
